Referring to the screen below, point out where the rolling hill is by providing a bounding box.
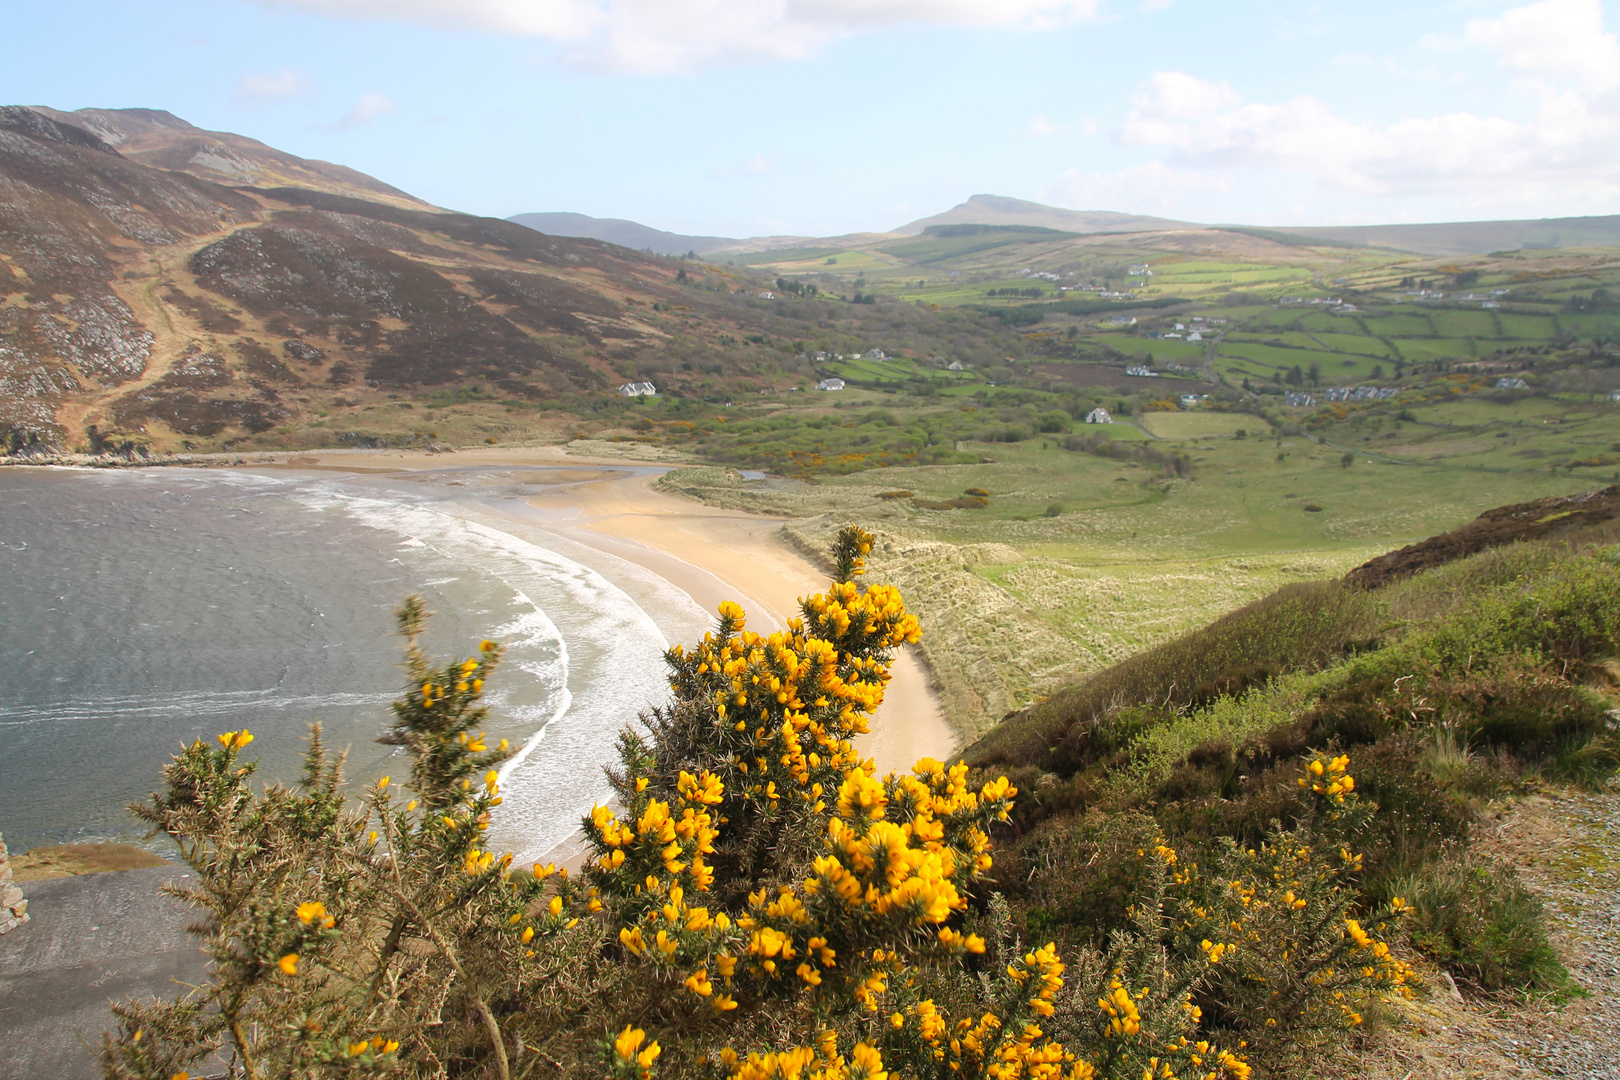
[0,106,818,453]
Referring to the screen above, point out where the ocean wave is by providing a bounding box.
[0,688,397,728]
[291,482,677,861]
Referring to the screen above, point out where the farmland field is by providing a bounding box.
[1137,411,1257,438]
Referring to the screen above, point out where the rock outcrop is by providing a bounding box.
[0,831,27,933]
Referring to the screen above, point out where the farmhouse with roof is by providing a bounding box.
[618,381,657,397]
[817,378,846,391]
[1085,407,1112,424]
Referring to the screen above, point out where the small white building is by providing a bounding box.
[757,291,775,299]
[1496,377,1529,390]
[618,381,657,397]
[1125,365,1157,377]
[1187,331,1204,342]
[1108,315,1137,327]
[817,378,846,391]
[947,359,968,371]
[864,349,887,361]
[1607,389,1620,402]
[1085,407,1113,424]
[1285,392,1315,407]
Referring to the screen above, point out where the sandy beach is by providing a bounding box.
[261,445,956,775]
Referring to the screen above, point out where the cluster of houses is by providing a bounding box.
[1281,297,1359,313]
[1127,264,1151,277]
[805,349,889,363]
[1125,365,1158,377]
[1066,286,1146,297]
[1281,386,1399,407]
[1160,321,1206,342]
[1327,386,1399,402]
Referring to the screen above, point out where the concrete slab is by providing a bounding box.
[0,865,208,1080]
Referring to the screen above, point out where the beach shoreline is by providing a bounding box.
[245,444,956,776]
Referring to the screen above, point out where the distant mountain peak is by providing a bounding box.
[895,195,1200,236]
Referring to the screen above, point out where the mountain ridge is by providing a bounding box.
[509,193,1620,259]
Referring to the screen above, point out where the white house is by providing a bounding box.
[1607,388,1620,401]
[757,291,775,300]
[1108,315,1137,327]
[865,349,887,361]
[1285,392,1315,407]
[1173,323,1186,331]
[1495,377,1529,390]
[1187,331,1204,342]
[1125,365,1157,377]
[817,378,846,391]
[947,359,968,371]
[1085,407,1112,424]
[618,381,657,397]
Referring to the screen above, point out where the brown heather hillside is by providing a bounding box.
[0,107,847,453]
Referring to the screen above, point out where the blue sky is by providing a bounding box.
[6,0,1619,236]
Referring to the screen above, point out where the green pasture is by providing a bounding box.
[1496,313,1560,339]
[1358,312,1438,337]
[1308,332,1396,358]
[1429,310,1502,338]
[1137,411,1257,439]
[1391,337,1478,362]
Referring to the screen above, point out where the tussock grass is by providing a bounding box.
[967,580,1379,771]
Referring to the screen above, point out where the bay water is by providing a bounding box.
[0,464,709,862]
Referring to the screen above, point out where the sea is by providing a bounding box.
[0,464,713,863]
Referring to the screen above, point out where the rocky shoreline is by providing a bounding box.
[0,833,28,935]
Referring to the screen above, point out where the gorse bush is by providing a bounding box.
[99,526,1418,1080]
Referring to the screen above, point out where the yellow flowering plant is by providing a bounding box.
[99,528,1262,1080]
[102,603,603,1080]
[1164,753,1413,1066]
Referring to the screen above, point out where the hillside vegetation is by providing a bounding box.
[102,512,1620,1080]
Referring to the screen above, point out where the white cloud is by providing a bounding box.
[1027,113,1099,138]
[232,69,314,105]
[326,92,397,132]
[744,152,777,175]
[1465,0,1620,94]
[1044,161,1229,214]
[1108,0,1620,216]
[250,0,1102,72]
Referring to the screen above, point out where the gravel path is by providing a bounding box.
[1495,788,1620,1078]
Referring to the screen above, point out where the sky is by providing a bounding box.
[5,0,1620,237]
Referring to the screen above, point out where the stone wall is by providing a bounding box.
[0,831,27,933]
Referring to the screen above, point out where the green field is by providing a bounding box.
[1137,411,1257,438]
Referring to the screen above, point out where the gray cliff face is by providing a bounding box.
[0,832,27,934]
